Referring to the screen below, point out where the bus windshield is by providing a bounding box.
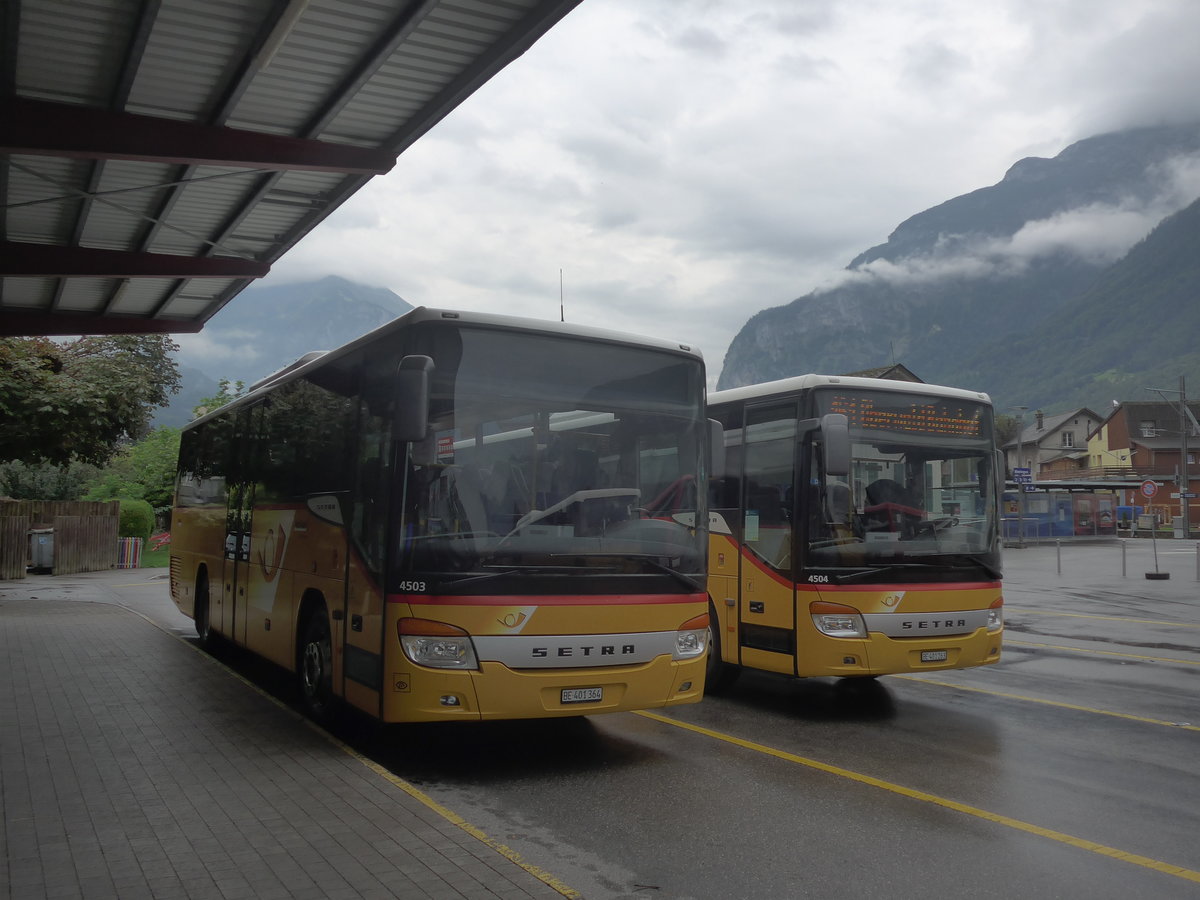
[397,325,706,590]
[805,388,1000,575]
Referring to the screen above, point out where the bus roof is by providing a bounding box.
[187,306,704,428]
[709,374,992,408]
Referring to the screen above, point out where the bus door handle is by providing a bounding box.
[351,615,363,632]
[749,601,765,614]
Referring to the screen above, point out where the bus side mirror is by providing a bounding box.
[708,418,726,478]
[394,355,433,442]
[821,413,850,476]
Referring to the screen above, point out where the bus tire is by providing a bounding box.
[194,570,217,651]
[299,605,336,723]
[705,600,740,695]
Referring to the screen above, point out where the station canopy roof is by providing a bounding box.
[1,0,580,336]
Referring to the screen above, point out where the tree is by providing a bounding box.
[0,460,98,500]
[0,335,181,466]
[995,414,1022,448]
[192,378,245,419]
[85,426,182,509]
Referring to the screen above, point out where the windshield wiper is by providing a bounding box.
[897,553,1003,581]
[439,566,576,590]
[833,564,928,585]
[550,552,704,592]
[834,557,1001,584]
[957,558,1002,580]
[629,555,704,592]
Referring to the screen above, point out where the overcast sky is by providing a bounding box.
[243,0,1200,387]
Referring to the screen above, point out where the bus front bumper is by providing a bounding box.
[380,654,707,723]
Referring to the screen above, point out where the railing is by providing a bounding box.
[1058,466,1139,480]
[1025,466,1187,481]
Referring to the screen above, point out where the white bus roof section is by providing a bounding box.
[391,306,704,356]
[710,374,993,408]
[188,305,705,427]
[1,0,582,337]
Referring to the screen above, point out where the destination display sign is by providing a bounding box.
[824,392,985,437]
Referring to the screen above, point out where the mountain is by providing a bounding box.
[961,196,1200,414]
[153,276,412,427]
[156,365,222,428]
[718,123,1200,413]
[186,275,412,388]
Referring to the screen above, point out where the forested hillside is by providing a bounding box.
[718,122,1200,412]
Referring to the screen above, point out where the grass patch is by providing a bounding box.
[140,547,170,568]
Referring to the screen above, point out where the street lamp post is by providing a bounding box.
[1011,406,1028,547]
[1181,376,1189,538]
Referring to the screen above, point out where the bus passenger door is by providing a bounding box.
[222,403,265,644]
[341,383,392,716]
[738,403,798,674]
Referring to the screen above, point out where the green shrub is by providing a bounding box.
[118,498,155,542]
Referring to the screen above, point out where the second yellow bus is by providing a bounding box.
[696,374,1003,691]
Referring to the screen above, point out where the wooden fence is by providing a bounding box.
[0,500,120,579]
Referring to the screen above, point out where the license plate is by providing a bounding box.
[921,650,949,662]
[561,687,603,704]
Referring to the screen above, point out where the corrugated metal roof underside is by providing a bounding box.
[2,0,582,335]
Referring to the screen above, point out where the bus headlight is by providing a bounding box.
[810,601,867,638]
[987,598,1004,632]
[673,613,710,660]
[398,618,479,669]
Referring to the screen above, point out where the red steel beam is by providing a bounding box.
[0,310,202,336]
[1,242,269,278]
[1,98,396,175]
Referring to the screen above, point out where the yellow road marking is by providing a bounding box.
[1007,608,1200,629]
[1006,639,1200,666]
[345,747,583,899]
[897,676,1200,731]
[636,710,1200,885]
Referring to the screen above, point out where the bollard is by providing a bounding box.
[1196,543,1199,582]
[1121,540,1126,578]
[1056,539,1061,575]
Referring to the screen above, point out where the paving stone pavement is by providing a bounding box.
[0,584,573,900]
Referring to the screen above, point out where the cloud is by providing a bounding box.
[174,329,265,371]
[844,147,1200,289]
[259,0,1200,389]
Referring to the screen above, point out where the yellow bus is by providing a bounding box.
[700,375,1003,691]
[170,307,711,723]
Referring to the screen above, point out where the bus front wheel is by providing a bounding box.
[705,601,740,695]
[299,606,336,723]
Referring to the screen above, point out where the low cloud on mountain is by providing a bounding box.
[816,146,1200,292]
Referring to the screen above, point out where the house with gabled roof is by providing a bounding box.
[1087,399,1200,477]
[1001,408,1103,480]
[843,364,924,383]
[1084,398,1200,534]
